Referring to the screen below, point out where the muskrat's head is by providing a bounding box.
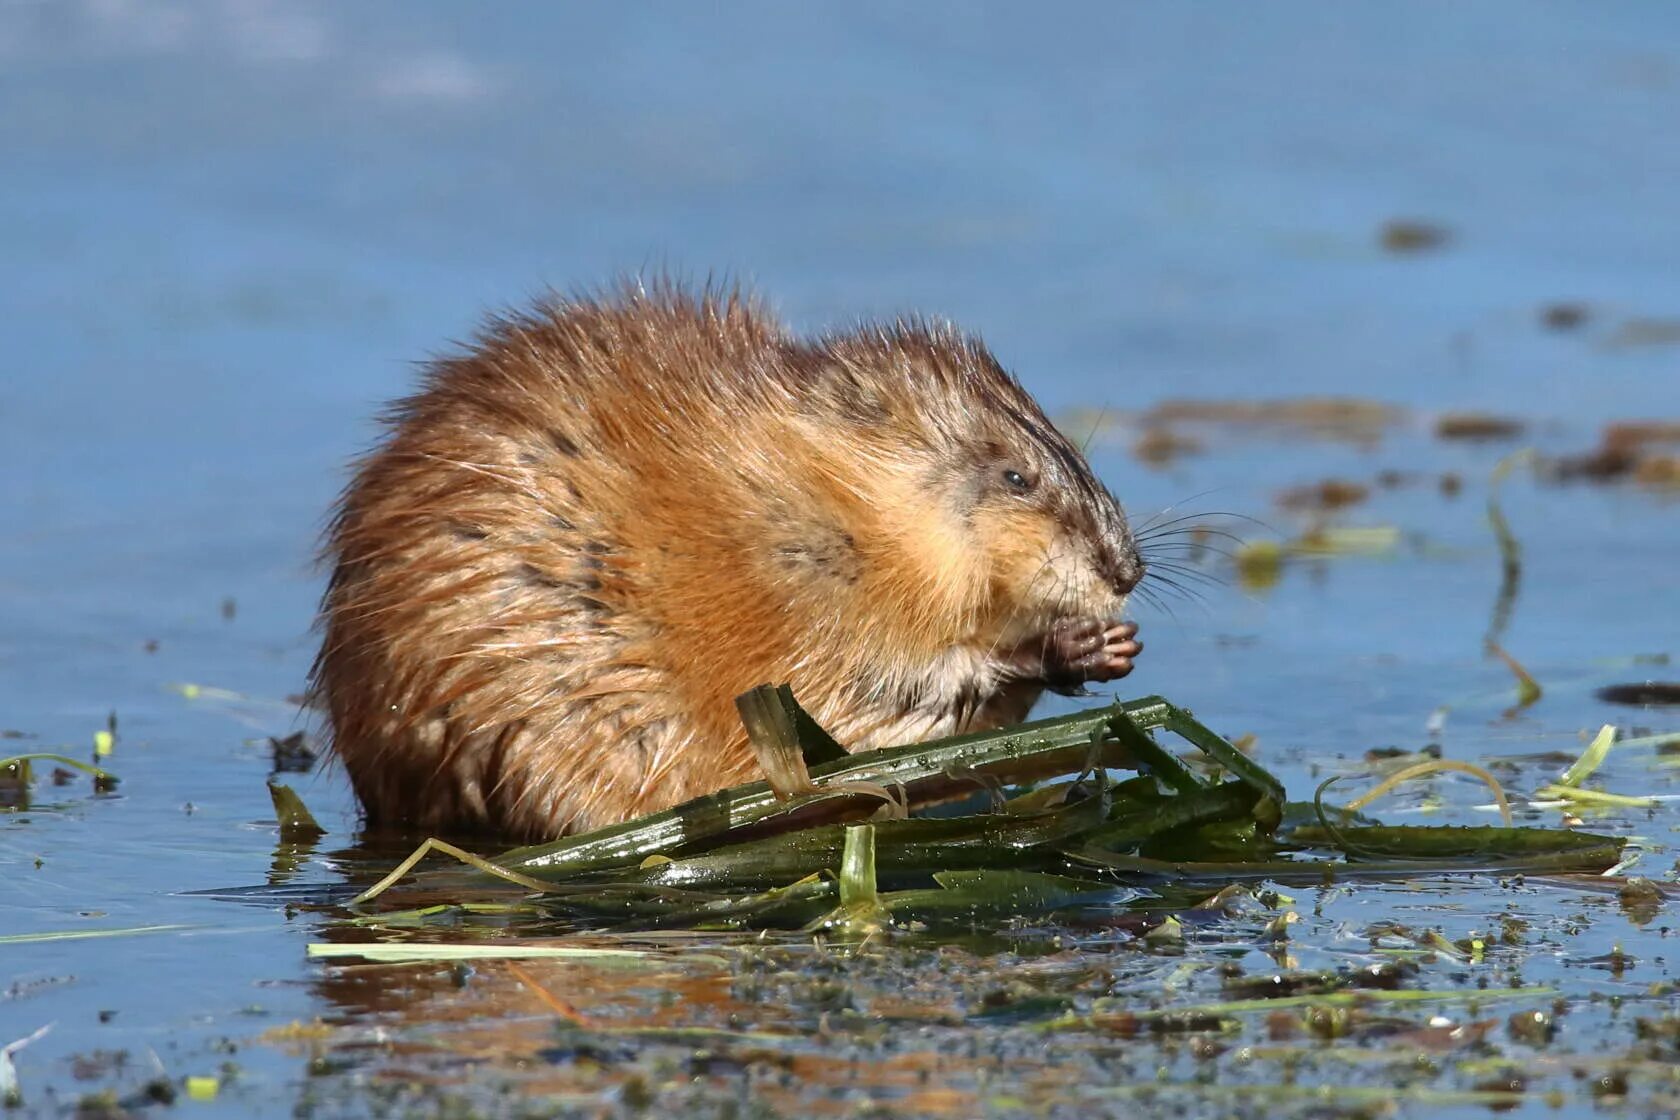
[805,323,1143,647]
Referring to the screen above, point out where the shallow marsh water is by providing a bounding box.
[4,3,1680,1117]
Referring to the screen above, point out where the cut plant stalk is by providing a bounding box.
[605,790,1116,892]
[344,687,1629,928]
[496,694,1212,877]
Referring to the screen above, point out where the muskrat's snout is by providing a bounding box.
[1090,495,1144,597]
[1100,546,1145,596]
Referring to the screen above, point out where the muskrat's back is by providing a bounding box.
[317,284,1144,840]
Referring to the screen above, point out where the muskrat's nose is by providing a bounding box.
[1100,549,1145,595]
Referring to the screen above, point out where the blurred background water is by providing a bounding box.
[3,3,1679,1116]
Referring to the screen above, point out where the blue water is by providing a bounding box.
[4,3,1679,1116]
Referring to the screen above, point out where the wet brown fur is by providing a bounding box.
[315,282,1139,840]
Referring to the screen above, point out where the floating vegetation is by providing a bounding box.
[1274,478,1370,512]
[1539,301,1590,330]
[1528,725,1667,811]
[335,691,1627,938]
[1335,758,1513,825]
[1141,397,1404,445]
[1379,217,1452,253]
[1130,424,1203,466]
[1605,316,1680,349]
[267,731,318,773]
[267,780,324,841]
[1232,525,1401,591]
[1433,411,1526,441]
[0,752,120,811]
[304,943,671,964]
[1060,397,1406,458]
[1539,418,1680,489]
[0,1025,52,1109]
[0,924,192,945]
[1596,682,1680,707]
[1290,525,1401,555]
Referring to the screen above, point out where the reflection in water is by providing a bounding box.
[296,918,1174,1116]
[1482,451,1532,655]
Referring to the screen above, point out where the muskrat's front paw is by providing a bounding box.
[1015,617,1142,694]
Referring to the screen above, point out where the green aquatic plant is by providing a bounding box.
[334,688,1628,933]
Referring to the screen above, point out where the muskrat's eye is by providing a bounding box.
[1001,468,1035,492]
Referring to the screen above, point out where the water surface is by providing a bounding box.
[4,4,1680,1116]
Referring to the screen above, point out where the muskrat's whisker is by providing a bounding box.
[1134,519,1259,545]
[1137,539,1240,562]
[1142,574,1209,601]
[1135,508,1262,531]
[1130,582,1180,623]
[1138,571,1218,621]
[1146,573,1225,599]
[1131,488,1268,531]
[1146,554,1226,573]
[1076,403,1114,454]
[1141,560,1228,589]
[1134,512,1268,543]
[1139,569,1207,605]
[1142,570,1223,594]
[1130,490,1241,533]
[1137,532,1244,557]
[1135,525,1249,549]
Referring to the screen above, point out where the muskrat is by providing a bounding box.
[315,283,1145,840]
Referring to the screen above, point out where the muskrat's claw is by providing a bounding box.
[1014,617,1143,695]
